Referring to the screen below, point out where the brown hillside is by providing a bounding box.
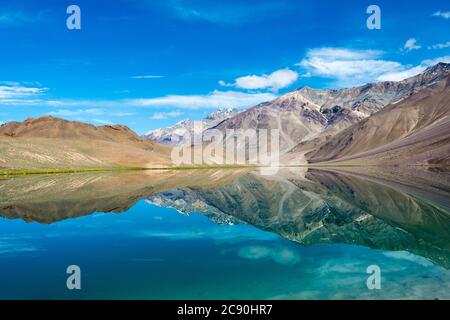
[0,116,171,169]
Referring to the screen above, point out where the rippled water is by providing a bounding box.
[0,167,449,299]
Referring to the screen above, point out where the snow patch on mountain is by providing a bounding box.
[143,108,239,146]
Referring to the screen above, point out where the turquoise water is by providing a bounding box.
[0,169,449,299]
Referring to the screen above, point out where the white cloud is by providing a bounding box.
[298,47,450,86]
[377,65,427,82]
[298,48,403,87]
[0,83,47,100]
[128,90,276,109]
[220,69,299,91]
[0,83,48,106]
[131,75,164,79]
[48,109,135,117]
[403,38,421,51]
[377,56,450,82]
[48,109,104,116]
[304,47,382,60]
[93,118,114,125]
[299,72,312,78]
[112,112,136,116]
[421,55,450,66]
[432,10,450,19]
[428,41,450,50]
[0,85,276,111]
[151,111,183,120]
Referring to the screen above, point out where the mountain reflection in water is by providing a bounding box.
[1,167,449,269]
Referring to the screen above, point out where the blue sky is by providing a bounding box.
[0,0,449,134]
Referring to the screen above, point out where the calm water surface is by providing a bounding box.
[0,168,449,299]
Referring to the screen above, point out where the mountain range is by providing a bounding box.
[145,62,450,166]
[143,108,239,146]
[1,62,449,170]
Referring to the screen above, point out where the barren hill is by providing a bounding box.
[0,116,171,170]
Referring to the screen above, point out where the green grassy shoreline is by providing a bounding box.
[1,163,449,177]
[0,167,143,176]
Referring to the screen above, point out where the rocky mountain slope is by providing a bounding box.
[209,63,450,157]
[143,108,238,146]
[306,73,450,165]
[0,116,171,170]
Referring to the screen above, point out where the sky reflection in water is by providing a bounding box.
[0,168,449,300]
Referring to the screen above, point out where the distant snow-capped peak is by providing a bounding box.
[143,107,239,146]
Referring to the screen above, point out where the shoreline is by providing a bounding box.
[1,163,449,177]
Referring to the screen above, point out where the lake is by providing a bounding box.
[0,167,449,299]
